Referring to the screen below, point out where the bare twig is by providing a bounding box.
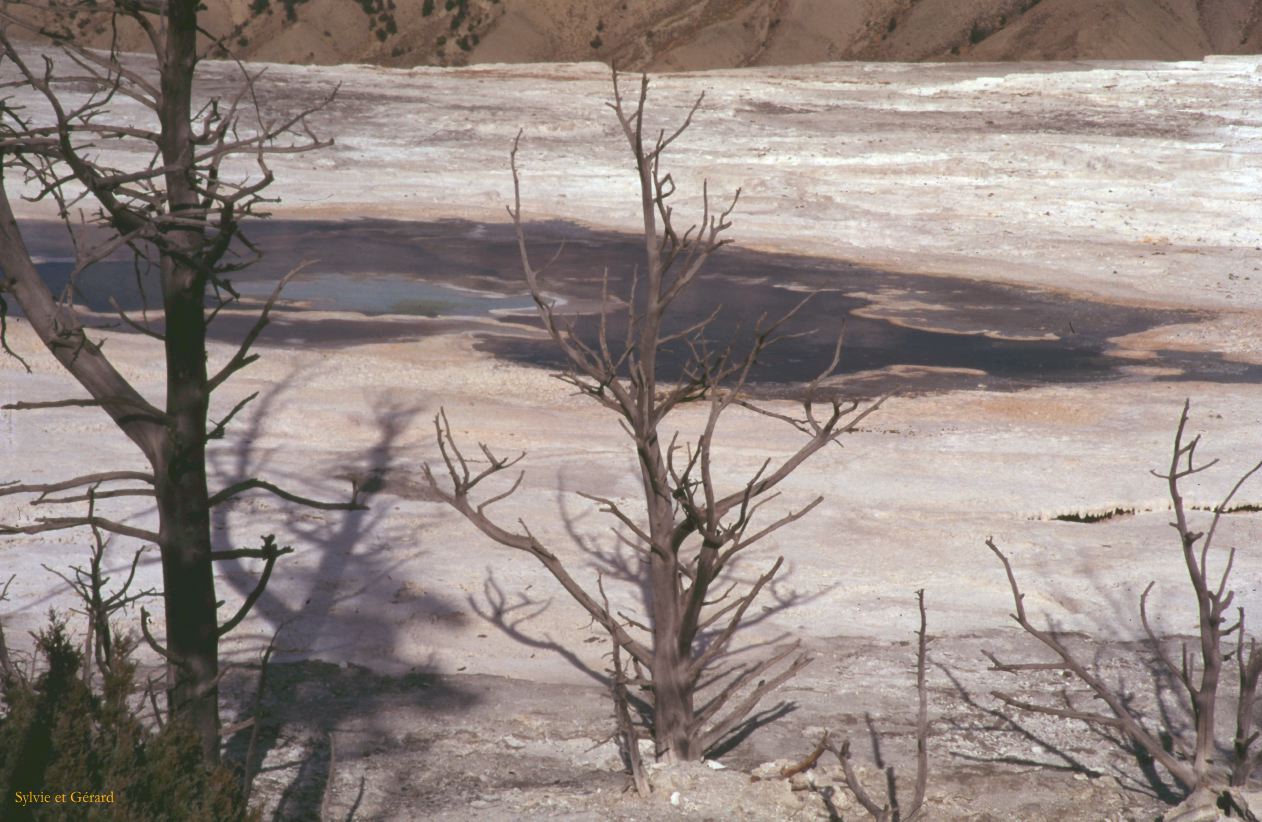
[829,590,930,821]
[0,573,16,676]
[216,535,292,638]
[778,730,830,780]
[242,625,281,803]
[600,573,650,795]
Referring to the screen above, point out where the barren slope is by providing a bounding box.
[9,0,1261,68]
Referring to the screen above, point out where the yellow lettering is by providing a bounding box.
[14,791,55,806]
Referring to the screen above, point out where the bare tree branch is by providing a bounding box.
[207,477,365,511]
[216,535,291,638]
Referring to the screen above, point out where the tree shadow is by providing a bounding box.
[223,655,477,821]
[705,703,798,759]
[941,647,1183,805]
[991,538,1238,803]
[937,662,1104,774]
[206,371,475,819]
[469,572,606,688]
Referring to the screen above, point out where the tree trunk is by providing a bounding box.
[157,254,219,762]
[641,423,696,761]
[650,550,695,762]
[152,0,221,763]
[155,464,220,763]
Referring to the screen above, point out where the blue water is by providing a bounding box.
[232,271,535,317]
[33,261,534,318]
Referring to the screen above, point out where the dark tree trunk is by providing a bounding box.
[649,573,696,762]
[154,0,221,762]
[157,263,219,762]
[643,430,697,762]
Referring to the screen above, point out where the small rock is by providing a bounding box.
[1163,788,1225,822]
[670,790,681,806]
[1237,789,1262,813]
[788,770,817,792]
[503,735,526,750]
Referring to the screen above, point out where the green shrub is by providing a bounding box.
[0,616,257,821]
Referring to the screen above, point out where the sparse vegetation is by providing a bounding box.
[0,525,259,820]
[281,0,308,23]
[1,616,257,822]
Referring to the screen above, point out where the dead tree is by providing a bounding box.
[5,490,158,704]
[0,573,14,680]
[0,2,359,761]
[40,489,158,690]
[987,400,1262,808]
[426,71,883,763]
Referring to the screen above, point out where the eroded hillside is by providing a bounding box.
[9,0,1261,68]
